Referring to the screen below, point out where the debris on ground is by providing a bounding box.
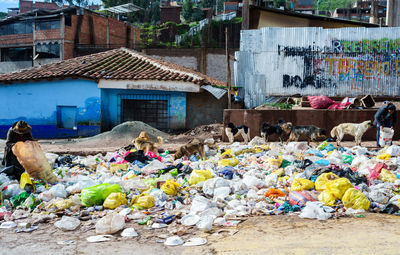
[2,137,400,247]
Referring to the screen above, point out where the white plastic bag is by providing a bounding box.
[95,213,125,234]
[190,196,216,215]
[50,184,67,198]
[196,215,214,232]
[54,216,81,231]
[299,201,333,221]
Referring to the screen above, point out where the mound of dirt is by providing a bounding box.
[63,121,169,148]
[168,123,223,144]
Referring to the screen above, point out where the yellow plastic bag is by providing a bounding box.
[20,172,33,190]
[342,188,370,210]
[161,180,181,195]
[272,168,284,177]
[130,194,155,209]
[377,153,391,160]
[379,169,397,183]
[291,178,315,191]
[188,170,213,185]
[218,157,239,167]
[318,190,337,206]
[103,193,128,209]
[267,156,283,168]
[315,172,339,191]
[55,199,74,210]
[326,178,353,199]
[12,141,58,183]
[109,164,129,174]
[221,149,233,158]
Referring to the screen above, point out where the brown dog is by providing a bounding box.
[173,138,215,160]
[132,131,163,154]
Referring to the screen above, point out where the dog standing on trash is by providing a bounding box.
[225,123,250,144]
[284,123,327,144]
[132,131,163,154]
[330,120,373,146]
[259,120,285,142]
[173,138,215,160]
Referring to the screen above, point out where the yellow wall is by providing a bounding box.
[257,11,364,29]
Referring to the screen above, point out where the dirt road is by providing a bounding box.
[2,213,400,255]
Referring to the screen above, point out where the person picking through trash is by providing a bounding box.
[374,103,396,147]
[1,121,35,180]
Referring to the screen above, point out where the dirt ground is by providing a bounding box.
[2,213,400,255]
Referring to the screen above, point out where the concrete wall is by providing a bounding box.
[144,48,236,84]
[0,79,100,139]
[236,27,400,108]
[223,109,400,142]
[100,88,187,131]
[186,91,227,129]
[0,61,32,74]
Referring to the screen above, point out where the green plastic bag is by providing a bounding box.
[80,183,122,207]
[281,159,291,169]
[10,192,29,207]
[343,155,353,164]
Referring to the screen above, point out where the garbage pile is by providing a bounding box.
[2,138,400,245]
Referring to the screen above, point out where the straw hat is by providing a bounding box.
[12,121,32,134]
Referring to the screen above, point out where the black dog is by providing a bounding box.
[285,123,327,144]
[225,123,250,143]
[260,120,285,142]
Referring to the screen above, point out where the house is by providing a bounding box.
[242,4,382,29]
[333,1,387,24]
[0,7,140,74]
[0,48,227,139]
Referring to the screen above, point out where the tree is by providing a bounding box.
[315,0,356,12]
[0,12,7,20]
[181,0,194,21]
[201,0,214,9]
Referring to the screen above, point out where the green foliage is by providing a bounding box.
[0,12,7,20]
[182,0,194,21]
[231,17,242,24]
[315,0,357,12]
[264,103,293,110]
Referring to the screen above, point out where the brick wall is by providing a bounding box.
[64,42,74,59]
[35,29,61,41]
[0,33,33,46]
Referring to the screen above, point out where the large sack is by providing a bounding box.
[307,96,335,109]
[12,141,58,183]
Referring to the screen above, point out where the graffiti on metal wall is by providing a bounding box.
[278,38,400,89]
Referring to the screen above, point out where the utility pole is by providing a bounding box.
[225,27,231,109]
[386,0,400,26]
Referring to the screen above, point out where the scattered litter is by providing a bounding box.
[86,235,114,243]
[183,237,207,246]
[164,236,184,246]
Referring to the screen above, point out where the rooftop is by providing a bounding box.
[0,48,226,87]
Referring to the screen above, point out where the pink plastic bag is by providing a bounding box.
[369,163,388,180]
[307,96,336,109]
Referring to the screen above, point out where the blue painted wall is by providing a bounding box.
[0,79,100,139]
[101,89,186,131]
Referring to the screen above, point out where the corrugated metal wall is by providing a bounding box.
[236,27,400,108]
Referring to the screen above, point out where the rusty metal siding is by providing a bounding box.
[235,27,400,101]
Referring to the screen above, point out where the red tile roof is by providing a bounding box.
[0,48,226,87]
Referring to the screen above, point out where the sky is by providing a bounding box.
[0,0,103,13]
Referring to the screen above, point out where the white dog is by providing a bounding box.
[330,120,372,146]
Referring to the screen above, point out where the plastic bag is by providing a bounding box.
[19,172,33,190]
[130,194,155,209]
[81,183,122,207]
[265,188,285,198]
[96,213,125,234]
[55,199,74,210]
[342,188,370,210]
[299,201,333,220]
[103,193,128,209]
[161,180,181,196]
[325,178,353,199]
[369,163,388,180]
[188,170,212,186]
[307,96,335,109]
[315,172,339,191]
[291,178,315,191]
[288,190,320,207]
[190,196,216,215]
[54,216,80,231]
[267,156,283,168]
[379,169,397,183]
[218,157,239,167]
[109,164,129,174]
[12,141,58,183]
[318,190,337,206]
